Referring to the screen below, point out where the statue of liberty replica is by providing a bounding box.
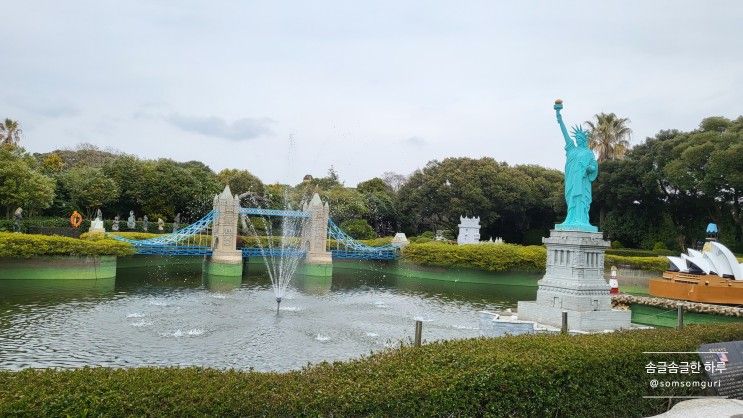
[554,99,598,232]
[517,100,630,331]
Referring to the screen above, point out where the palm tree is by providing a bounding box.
[0,118,22,147]
[585,113,632,162]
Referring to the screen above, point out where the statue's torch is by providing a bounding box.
[554,99,563,111]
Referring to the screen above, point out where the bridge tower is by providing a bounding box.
[301,193,333,277]
[205,185,243,277]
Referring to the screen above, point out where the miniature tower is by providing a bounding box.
[205,185,243,277]
[457,216,481,244]
[301,193,333,276]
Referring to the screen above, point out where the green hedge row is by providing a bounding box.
[1,219,181,234]
[0,218,70,231]
[606,248,675,257]
[402,242,671,273]
[606,255,670,272]
[0,324,740,417]
[402,242,547,272]
[0,232,134,257]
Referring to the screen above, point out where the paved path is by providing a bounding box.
[649,398,743,417]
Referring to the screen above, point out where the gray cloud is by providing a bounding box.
[405,136,427,147]
[167,114,274,140]
[11,96,79,118]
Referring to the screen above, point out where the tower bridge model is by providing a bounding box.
[111,186,400,277]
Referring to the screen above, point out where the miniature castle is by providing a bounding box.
[457,216,481,245]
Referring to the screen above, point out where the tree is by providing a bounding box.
[322,187,368,225]
[297,167,343,192]
[216,168,265,197]
[101,155,148,216]
[40,153,65,175]
[61,166,119,218]
[0,147,55,217]
[340,219,377,240]
[0,119,22,147]
[39,144,120,168]
[396,157,563,242]
[585,113,632,162]
[596,116,743,251]
[357,178,399,235]
[382,171,408,192]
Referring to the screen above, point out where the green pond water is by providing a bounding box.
[0,259,539,371]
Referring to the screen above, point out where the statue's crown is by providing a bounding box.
[571,124,590,139]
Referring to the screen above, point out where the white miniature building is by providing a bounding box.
[457,216,481,245]
[391,232,410,247]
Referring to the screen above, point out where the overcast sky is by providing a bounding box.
[2,1,742,185]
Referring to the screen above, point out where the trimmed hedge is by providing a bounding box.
[0,232,134,257]
[0,324,740,417]
[102,231,162,240]
[606,255,669,272]
[358,236,393,246]
[402,242,671,273]
[403,242,547,272]
[606,248,675,257]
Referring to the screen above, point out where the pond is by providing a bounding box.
[0,260,539,371]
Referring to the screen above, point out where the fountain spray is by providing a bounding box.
[241,190,310,316]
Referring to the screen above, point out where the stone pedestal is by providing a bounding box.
[517,230,630,331]
[88,218,105,234]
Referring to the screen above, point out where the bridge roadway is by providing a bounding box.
[239,208,309,218]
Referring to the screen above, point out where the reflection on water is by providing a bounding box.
[0,260,538,371]
[0,278,116,302]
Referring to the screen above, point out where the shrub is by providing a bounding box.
[652,248,676,256]
[409,236,433,244]
[79,231,106,241]
[0,232,134,257]
[0,218,181,234]
[403,241,546,272]
[611,240,624,249]
[403,242,670,273]
[0,324,740,417]
[105,231,161,240]
[358,236,393,246]
[653,241,668,252]
[339,219,377,240]
[605,255,669,272]
[606,248,676,258]
[606,248,655,257]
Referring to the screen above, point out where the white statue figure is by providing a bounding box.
[127,211,136,229]
[13,207,23,232]
[112,214,120,231]
[89,209,105,233]
[157,218,165,231]
[173,213,181,232]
